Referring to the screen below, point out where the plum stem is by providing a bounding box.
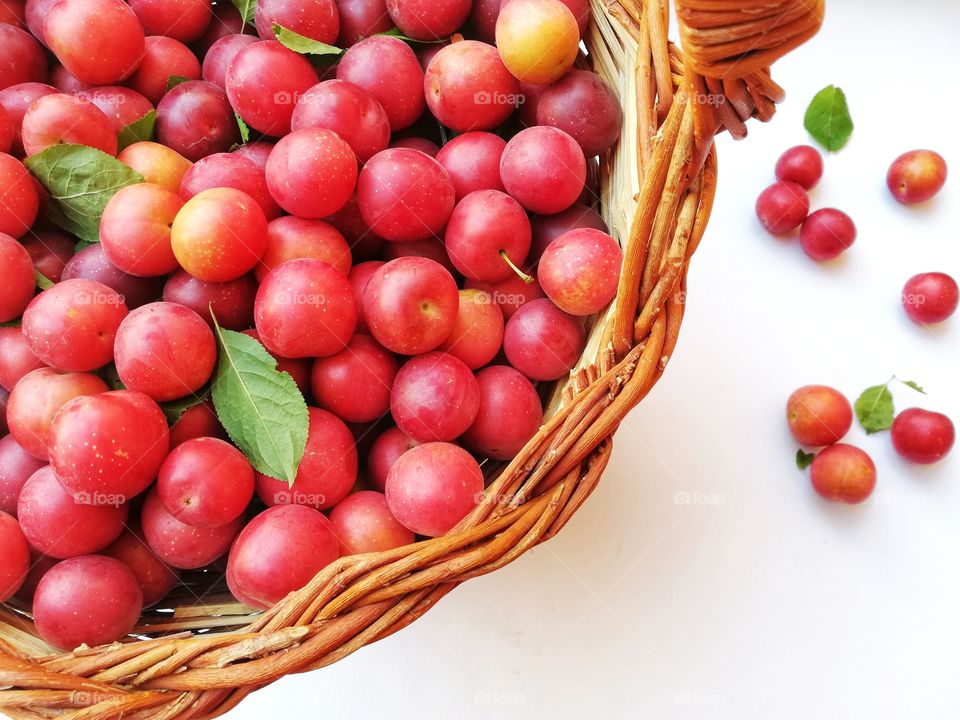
[499,250,533,284]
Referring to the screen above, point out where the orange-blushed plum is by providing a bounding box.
[21,279,128,372]
[17,467,128,558]
[48,390,169,499]
[33,555,143,649]
[113,303,216,402]
[385,441,483,537]
[495,0,579,85]
[227,504,340,609]
[171,187,269,282]
[6,367,108,460]
[438,289,504,370]
[329,490,414,554]
[255,407,358,511]
[100,183,183,277]
[254,258,357,358]
[786,385,853,447]
[43,0,145,85]
[118,141,192,193]
[466,272,547,319]
[810,444,876,504]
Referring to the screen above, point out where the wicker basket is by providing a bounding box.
[0,0,823,716]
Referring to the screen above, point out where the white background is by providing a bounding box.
[229,2,960,717]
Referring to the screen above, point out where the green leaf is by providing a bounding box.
[230,0,255,25]
[34,270,55,290]
[74,240,96,253]
[898,379,926,394]
[804,85,854,152]
[796,449,816,470]
[211,323,309,484]
[379,27,447,44]
[235,113,250,144]
[273,23,343,56]
[165,75,191,92]
[854,384,895,434]
[24,144,144,243]
[161,387,211,426]
[117,110,157,152]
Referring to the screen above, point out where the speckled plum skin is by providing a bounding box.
[48,390,170,499]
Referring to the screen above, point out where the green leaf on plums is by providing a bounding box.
[34,270,55,290]
[854,384,895,434]
[898,379,926,394]
[804,85,853,152]
[796,449,816,470]
[273,24,344,56]
[24,144,144,244]
[161,387,211,426]
[74,240,95,253]
[379,27,448,44]
[165,75,192,92]
[211,322,309,484]
[230,0,255,26]
[235,113,251,144]
[118,110,157,152]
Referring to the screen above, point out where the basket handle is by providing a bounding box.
[674,0,825,156]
